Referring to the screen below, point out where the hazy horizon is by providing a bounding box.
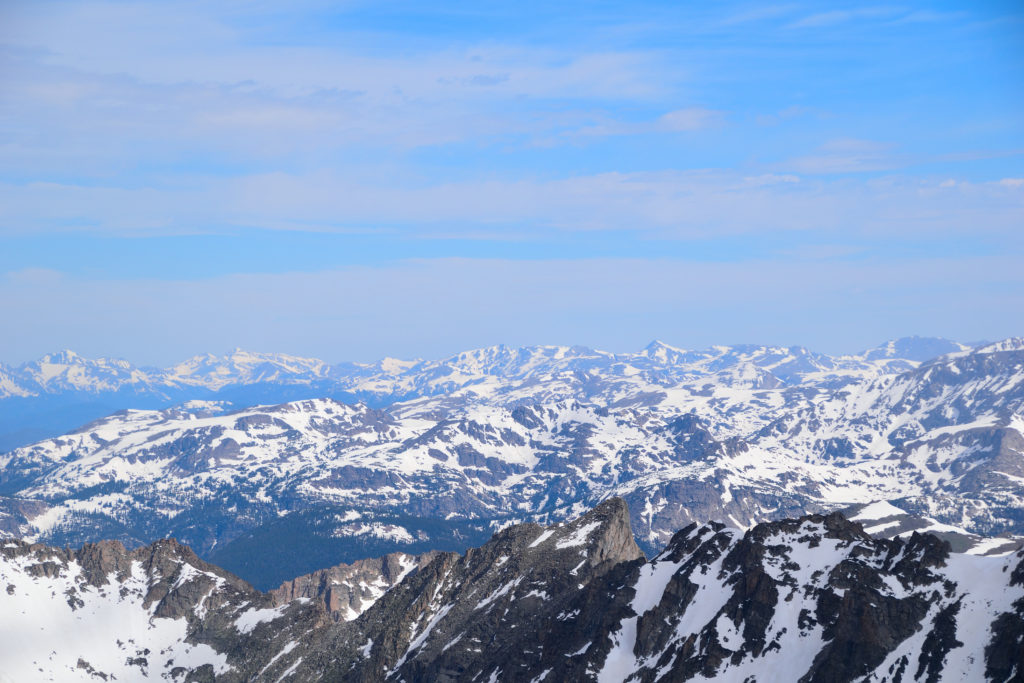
[0,333,1004,369]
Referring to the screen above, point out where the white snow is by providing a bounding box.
[0,556,230,682]
[257,641,299,677]
[529,530,555,548]
[850,500,906,520]
[235,605,287,634]
[275,656,303,682]
[597,617,638,683]
[555,521,601,549]
[475,579,521,611]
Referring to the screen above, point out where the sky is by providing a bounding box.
[1,0,1022,365]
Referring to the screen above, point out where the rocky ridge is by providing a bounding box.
[2,498,1022,682]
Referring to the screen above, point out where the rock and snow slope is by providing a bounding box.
[1,499,1021,682]
[0,536,315,682]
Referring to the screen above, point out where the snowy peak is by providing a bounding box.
[168,349,333,389]
[39,349,82,364]
[857,335,971,362]
[4,336,1024,579]
[17,349,149,394]
[269,550,437,622]
[428,344,621,383]
[519,496,644,572]
[367,356,423,376]
[974,336,1024,355]
[845,500,1024,556]
[640,339,691,364]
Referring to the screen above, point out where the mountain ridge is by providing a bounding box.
[1,498,1021,682]
[0,335,972,400]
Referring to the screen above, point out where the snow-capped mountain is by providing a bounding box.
[0,349,335,398]
[0,337,976,402]
[0,338,1020,589]
[2,499,1020,682]
[15,349,154,394]
[0,337,971,452]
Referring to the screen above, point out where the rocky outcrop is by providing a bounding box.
[269,550,436,622]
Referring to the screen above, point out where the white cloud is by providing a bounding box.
[786,7,901,29]
[0,1,678,183]
[571,108,723,138]
[781,138,901,174]
[718,5,800,26]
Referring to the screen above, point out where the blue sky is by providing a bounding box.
[1,0,1022,364]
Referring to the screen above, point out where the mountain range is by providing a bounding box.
[1,336,1022,589]
[0,337,971,452]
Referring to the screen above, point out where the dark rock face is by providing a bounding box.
[2,499,1022,682]
[273,501,1024,682]
[985,551,1024,682]
[269,550,437,622]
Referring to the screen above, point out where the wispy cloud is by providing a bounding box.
[571,108,724,138]
[0,3,679,184]
[755,105,815,127]
[718,4,800,26]
[786,6,902,29]
[780,139,903,174]
[0,0,1021,362]
[2,170,1021,242]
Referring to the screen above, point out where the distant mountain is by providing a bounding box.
[1,499,1021,682]
[0,337,975,452]
[855,335,970,362]
[0,338,1021,588]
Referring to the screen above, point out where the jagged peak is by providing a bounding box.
[516,497,643,571]
[31,349,129,367]
[643,339,676,351]
[41,349,80,363]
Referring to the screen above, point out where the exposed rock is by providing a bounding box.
[269,551,437,622]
